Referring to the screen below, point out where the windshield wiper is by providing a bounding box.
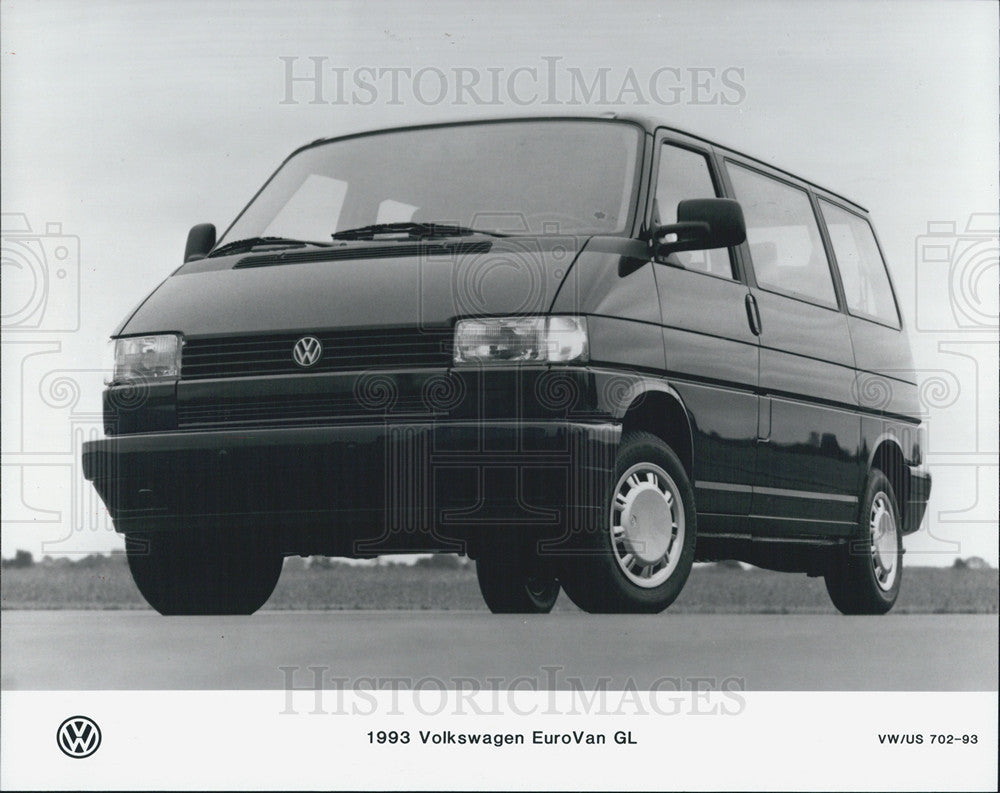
[331,222,508,241]
[209,236,331,257]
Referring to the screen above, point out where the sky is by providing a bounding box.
[1,0,997,564]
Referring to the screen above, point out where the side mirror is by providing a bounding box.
[184,223,216,262]
[651,198,746,259]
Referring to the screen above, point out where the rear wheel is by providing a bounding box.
[126,531,282,615]
[558,431,697,614]
[824,469,903,615]
[475,542,559,614]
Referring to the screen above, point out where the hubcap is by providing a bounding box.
[869,491,899,592]
[610,462,684,588]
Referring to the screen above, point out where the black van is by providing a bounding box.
[82,115,931,616]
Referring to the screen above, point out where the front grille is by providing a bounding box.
[181,328,453,380]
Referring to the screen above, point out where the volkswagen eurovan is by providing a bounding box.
[82,115,931,615]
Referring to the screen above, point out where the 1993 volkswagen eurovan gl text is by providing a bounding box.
[82,116,931,616]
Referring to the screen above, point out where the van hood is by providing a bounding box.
[118,237,586,337]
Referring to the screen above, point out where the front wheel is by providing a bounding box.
[824,469,903,615]
[126,531,283,615]
[475,543,560,613]
[558,432,697,614]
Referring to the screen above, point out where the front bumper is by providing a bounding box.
[82,420,620,552]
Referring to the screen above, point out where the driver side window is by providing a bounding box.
[654,144,736,279]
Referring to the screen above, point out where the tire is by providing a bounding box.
[475,543,560,614]
[126,531,283,615]
[558,431,697,614]
[824,469,903,615]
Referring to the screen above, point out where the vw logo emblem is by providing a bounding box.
[57,716,102,759]
[292,336,323,367]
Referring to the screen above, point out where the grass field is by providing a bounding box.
[1,556,996,613]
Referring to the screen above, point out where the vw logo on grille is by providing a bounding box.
[292,336,323,367]
[57,716,102,758]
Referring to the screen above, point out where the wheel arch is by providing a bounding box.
[868,435,910,531]
[619,383,694,482]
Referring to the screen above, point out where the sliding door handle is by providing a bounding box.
[745,293,762,336]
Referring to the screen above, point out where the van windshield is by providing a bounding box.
[218,119,643,247]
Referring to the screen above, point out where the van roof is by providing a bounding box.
[294,112,868,214]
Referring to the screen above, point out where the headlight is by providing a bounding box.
[453,316,588,365]
[109,334,182,384]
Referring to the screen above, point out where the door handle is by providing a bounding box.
[745,293,762,336]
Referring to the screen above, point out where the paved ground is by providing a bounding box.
[2,611,995,690]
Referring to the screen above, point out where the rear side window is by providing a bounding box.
[726,162,837,308]
[655,145,735,278]
[819,200,900,327]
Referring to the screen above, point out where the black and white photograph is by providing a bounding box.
[1,1,997,790]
